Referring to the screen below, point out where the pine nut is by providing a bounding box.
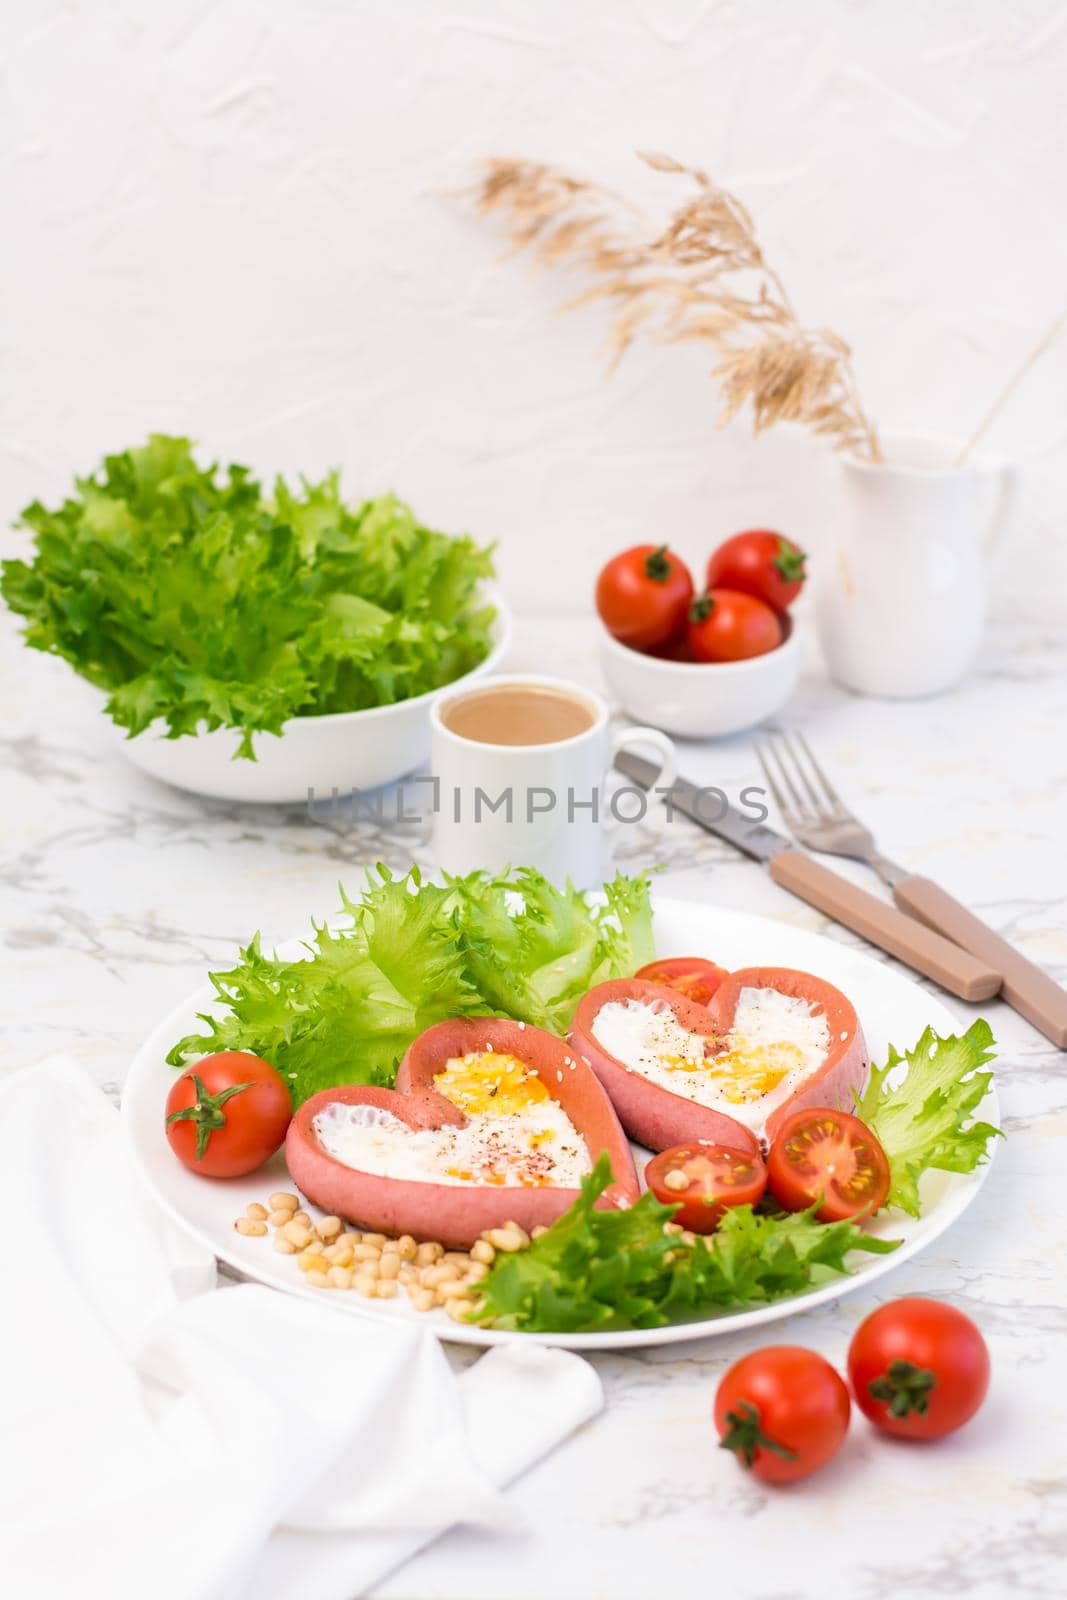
[376,1279,398,1300]
[470,1240,495,1265]
[415,1242,443,1266]
[292,1211,311,1227]
[298,1248,326,1271]
[328,1266,353,1290]
[316,1215,343,1241]
[465,1261,489,1283]
[531,1224,549,1239]
[274,1234,297,1254]
[396,1235,417,1260]
[409,1288,435,1312]
[268,1209,293,1228]
[398,1265,416,1284]
[378,1254,401,1280]
[283,1220,313,1248]
[444,1296,472,1321]
[436,1280,470,1306]
[246,1202,269,1221]
[361,1233,388,1248]
[680,1230,697,1247]
[305,1269,330,1288]
[444,1250,472,1268]
[422,1263,460,1289]
[485,1224,528,1252]
[343,1230,363,1245]
[354,1275,378,1297]
[235,1217,267,1236]
[269,1192,299,1213]
[352,1242,381,1262]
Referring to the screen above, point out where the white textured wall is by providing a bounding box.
[3,0,1066,623]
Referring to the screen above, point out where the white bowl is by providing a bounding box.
[598,614,800,739]
[119,589,512,803]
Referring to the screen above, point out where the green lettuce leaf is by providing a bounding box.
[167,866,654,1104]
[2,436,495,758]
[473,1155,897,1333]
[855,1019,1001,1216]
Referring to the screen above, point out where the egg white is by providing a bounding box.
[312,1096,590,1188]
[591,986,830,1136]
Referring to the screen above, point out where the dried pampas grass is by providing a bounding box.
[468,151,881,462]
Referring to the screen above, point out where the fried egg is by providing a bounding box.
[591,986,830,1135]
[312,1051,591,1188]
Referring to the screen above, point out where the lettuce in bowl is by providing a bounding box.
[1,435,496,759]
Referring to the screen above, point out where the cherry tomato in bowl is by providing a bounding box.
[706,530,808,613]
[645,1141,767,1232]
[715,1347,851,1484]
[686,589,782,663]
[165,1051,292,1178]
[767,1107,890,1223]
[848,1298,990,1440]
[595,544,694,652]
[635,955,728,1006]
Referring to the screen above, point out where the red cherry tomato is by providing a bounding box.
[706,530,808,612]
[767,1108,890,1223]
[634,956,728,1006]
[595,544,694,651]
[715,1347,851,1484]
[645,1142,767,1233]
[165,1052,291,1178]
[848,1298,990,1440]
[686,589,781,663]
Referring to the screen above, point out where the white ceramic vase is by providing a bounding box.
[817,431,1016,698]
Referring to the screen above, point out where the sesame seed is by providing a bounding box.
[580,1055,591,1066]
[840,1031,849,1041]
[517,1021,526,1030]
[556,1069,564,1082]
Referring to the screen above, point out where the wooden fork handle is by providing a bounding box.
[768,851,1001,1003]
[894,874,1067,1048]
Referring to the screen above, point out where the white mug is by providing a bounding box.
[430,674,676,888]
[817,429,1017,698]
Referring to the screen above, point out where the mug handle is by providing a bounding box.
[610,725,677,796]
[983,459,1019,554]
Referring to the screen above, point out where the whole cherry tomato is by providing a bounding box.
[706,529,808,612]
[635,955,728,1006]
[645,1141,767,1233]
[766,1108,891,1223]
[686,589,782,663]
[715,1346,851,1484]
[165,1051,291,1178]
[595,544,694,651]
[848,1298,990,1439]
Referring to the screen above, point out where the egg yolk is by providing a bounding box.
[434,1051,551,1116]
[660,1037,806,1103]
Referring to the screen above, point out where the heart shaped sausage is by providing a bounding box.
[570,965,869,1153]
[286,1017,640,1248]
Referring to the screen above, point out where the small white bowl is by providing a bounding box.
[599,615,800,739]
[119,588,512,803]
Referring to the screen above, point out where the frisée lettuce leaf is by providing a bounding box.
[855,1018,1001,1217]
[166,866,655,1104]
[1,435,496,758]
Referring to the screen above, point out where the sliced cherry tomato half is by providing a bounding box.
[635,955,728,1007]
[645,1141,767,1233]
[767,1107,890,1223]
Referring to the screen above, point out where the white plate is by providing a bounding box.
[122,898,998,1350]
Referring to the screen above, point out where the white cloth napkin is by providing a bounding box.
[0,1059,603,1600]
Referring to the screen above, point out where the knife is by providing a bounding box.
[615,751,1001,1004]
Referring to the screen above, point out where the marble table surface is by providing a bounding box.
[3,608,1066,1600]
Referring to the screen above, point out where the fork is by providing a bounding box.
[756,730,1067,1048]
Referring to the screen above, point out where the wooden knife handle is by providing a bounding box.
[894,874,1067,1048]
[768,851,1001,1003]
